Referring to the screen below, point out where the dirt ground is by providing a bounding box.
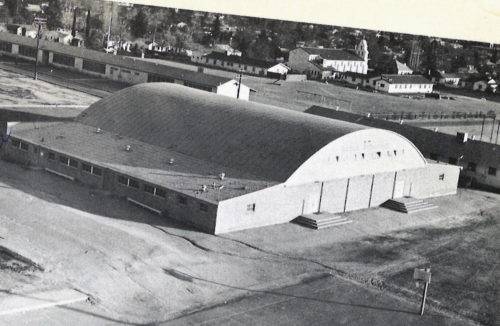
[0,69,98,106]
[0,159,498,325]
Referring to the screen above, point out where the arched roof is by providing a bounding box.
[77,83,425,183]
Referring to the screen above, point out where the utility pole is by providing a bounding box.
[490,116,496,143]
[480,115,486,141]
[236,69,242,99]
[33,17,47,81]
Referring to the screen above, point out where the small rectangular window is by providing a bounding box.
[68,158,78,168]
[488,167,497,176]
[155,188,166,198]
[199,203,208,212]
[128,179,139,189]
[467,162,476,172]
[118,175,128,185]
[48,152,55,160]
[439,174,445,180]
[376,151,381,158]
[247,203,256,212]
[59,155,69,165]
[178,195,187,205]
[144,184,155,194]
[20,142,29,151]
[82,163,92,173]
[92,166,102,176]
[11,139,20,148]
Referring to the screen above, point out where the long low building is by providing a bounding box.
[0,32,251,100]
[1,83,459,233]
[306,106,500,191]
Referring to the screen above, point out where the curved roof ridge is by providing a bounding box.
[77,83,370,182]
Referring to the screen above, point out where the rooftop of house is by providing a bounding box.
[380,74,433,84]
[299,47,364,61]
[205,51,275,68]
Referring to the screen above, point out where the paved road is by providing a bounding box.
[162,273,474,326]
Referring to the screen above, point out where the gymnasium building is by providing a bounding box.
[1,83,459,233]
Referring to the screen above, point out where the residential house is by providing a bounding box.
[473,79,497,92]
[394,60,413,75]
[194,51,276,77]
[266,63,291,79]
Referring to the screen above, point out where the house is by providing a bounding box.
[288,39,369,77]
[6,24,24,36]
[213,44,242,56]
[428,70,461,87]
[374,74,433,93]
[394,60,413,75]
[340,71,380,87]
[473,79,497,92]
[266,63,291,79]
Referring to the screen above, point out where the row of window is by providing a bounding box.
[430,153,497,177]
[333,149,402,163]
[117,175,210,212]
[0,41,12,53]
[148,74,175,83]
[11,139,29,151]
[393,84,431,89]
[18,45,37,58]
[52,53,75,67]
[82,59,106,74]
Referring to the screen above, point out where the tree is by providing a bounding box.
[130,9,147,38]
[85,10,91,38]
[85,29,104,50]
[210,15,221,43]
[46,0,63,30]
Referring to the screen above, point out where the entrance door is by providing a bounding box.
[393,180,405,198]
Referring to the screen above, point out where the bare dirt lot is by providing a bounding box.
[0,159,498,325]
[0,68,98,106]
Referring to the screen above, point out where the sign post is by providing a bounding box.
[413,267,431,315]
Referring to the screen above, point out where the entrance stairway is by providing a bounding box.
[382,197,437,213]
[293,212,352,230]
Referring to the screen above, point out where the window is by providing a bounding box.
[92,167,102,176]
[155,188,166,198]
[48,152,55,160]
[448,157,458,165]
[246,203,256,212]
[376,151,381,158]
[178,195,187,205]
[59,155,69,165]
[199,203,208,212]
[488,167,497,176]
[361,153,365,159]
[128,179,139,189]
[467,162,477,172]
[82,60,106,74]
[11,139,20,148]
[380,83,385,88]
[52,53,75,67]
[439,174,445,180]
[394,150,398,156]
[82,163,92,173]
[18,45,37,58]
[0,41,12,52]
[68,158,78,168]
[19,142,29,151]
[144,184,155,195]
[118,175,128,185]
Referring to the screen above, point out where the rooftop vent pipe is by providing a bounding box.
[125,145,131,151]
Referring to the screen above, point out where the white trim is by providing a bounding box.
[45,168,75,181]
[127,197,161,215]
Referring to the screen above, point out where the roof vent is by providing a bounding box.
[219,172,225,180]
[95,127,102,133]
[124,145,131,151]
[201,185,207,192]
[434,127,438,132]
[169,158,175,165]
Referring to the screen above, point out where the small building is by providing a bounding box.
[473,79,497,92]
[374,74,433,93]
[428,70,461,87]
[394,60,413,75]
[266,63,291,79]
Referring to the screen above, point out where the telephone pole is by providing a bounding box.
[33,17,47,81]
[236,69,243,99]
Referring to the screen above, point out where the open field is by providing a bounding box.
[0,159,497,325]
[0,68,98,106]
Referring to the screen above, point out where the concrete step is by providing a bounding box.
[382,198,437,213]
[293,214,353,230]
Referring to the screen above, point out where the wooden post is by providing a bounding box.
[420,267,431,316]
